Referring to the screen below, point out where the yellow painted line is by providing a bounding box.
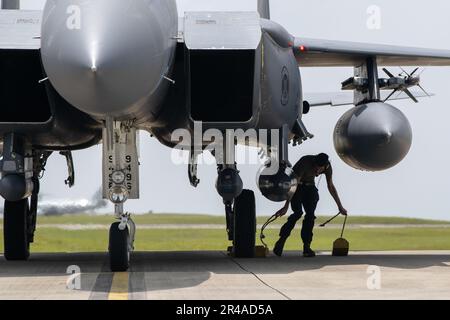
[108,272,129,300]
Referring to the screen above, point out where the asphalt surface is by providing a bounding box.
[0,251,449,300]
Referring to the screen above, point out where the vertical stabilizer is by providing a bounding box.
[257,0,270,19]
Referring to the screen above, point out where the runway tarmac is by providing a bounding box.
[0,251,449,300]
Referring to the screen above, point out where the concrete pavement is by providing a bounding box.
[0,251,449,300]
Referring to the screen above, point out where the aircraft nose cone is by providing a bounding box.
[41,0,168,119]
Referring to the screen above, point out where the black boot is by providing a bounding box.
[303,244,316,258]
[273,237,287,257]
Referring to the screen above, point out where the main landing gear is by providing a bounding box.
[0,133,52,261]
[216,125,296,258]
[213,133,257,258]
[218,167,257,258]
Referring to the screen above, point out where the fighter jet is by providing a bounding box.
[1,0,450,271]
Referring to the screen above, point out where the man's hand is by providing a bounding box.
[276,207,288,218]
[339,207,348,216]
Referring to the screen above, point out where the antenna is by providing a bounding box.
[1,0,20,9]
[257,0,270,20]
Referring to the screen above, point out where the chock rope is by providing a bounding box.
[260,211,348,250]
[320,212,348,237]
[340,215,348,238]
[260,213,279,251]
[319,212,341,227]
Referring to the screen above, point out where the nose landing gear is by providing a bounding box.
[103,119,139,271]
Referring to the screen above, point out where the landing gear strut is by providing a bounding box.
[103,119,139,271]
[27,178,39,244]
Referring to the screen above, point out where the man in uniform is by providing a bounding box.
[274,153,347,257]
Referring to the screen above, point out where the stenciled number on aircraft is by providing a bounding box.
[107,154,134,191]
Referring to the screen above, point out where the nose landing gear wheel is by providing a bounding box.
[109,222,130,272]
[3,199,30,261]
[233,189,256,258]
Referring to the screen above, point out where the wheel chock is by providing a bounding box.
[255,245,269,258]
[332,238,349,256]
[226,245,268,258]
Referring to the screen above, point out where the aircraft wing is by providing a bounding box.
[0,10,42,50]
[304,91,432,107]
[293,37,450,67]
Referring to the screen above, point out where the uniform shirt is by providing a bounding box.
[292,155,332,185]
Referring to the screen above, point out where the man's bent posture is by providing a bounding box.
[274,153,347,257]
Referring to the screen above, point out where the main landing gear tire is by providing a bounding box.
[109,222,130,272]
[3,199,30,261]
[233,189,256,258]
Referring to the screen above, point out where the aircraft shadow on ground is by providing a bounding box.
[0,251,449,294]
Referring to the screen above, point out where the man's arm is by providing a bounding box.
[276,159,304,217]
[276,198,291,217]
[325,166,348,215]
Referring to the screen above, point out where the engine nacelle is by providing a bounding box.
[334,102,412,171]
[257,163,297,202]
